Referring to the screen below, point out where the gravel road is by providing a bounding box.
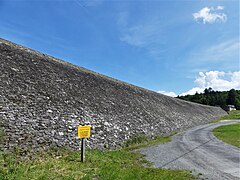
[137,120,240,179]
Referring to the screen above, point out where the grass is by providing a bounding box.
[0,135,194,180]
[213,123,240,148]
[212,110,240,123]
[123,134,171,150]
[0,120,5,151]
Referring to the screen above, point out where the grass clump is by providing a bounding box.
[213,123,240,148]
[0,134,193,180]
[0,119,6,151]
[212,110,240,123]
[0,147,193,180]
[124,134,171,150]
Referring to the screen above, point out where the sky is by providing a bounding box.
[0,0,239,96]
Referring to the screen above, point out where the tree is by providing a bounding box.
[235,99,240,110]
[204,87,213,95]
[177,89,240,110]
[226,89,237,105]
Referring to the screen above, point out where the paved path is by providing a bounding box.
[137,120,240,179]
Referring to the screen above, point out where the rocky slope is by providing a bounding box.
[0,38,227,151]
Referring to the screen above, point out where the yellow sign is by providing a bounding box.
[78,125,91,138]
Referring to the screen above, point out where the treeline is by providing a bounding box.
[177,88,240,110]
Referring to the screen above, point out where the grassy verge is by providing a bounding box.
[123,134,171,151]
[213,123,240,148]
[212,110,240,123]
[0,135,194,180]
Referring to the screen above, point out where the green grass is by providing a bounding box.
[123,134,171,150]
[0,136,194,180]
[0,120,5,151]
[213,123,240,148]
[212,110,240,123]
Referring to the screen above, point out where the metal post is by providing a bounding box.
[81,138,85,162]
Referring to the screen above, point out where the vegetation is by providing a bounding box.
[212,110,240,123]
[177,88,240,110]
[124,134,171,150]
[217,110,240,120]
[0,136,193,180]
[213,123,240,148]
[0,120,5,151]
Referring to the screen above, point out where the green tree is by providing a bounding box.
[227,89,237,105]
[204,87,213,95]
[177,88,240,110]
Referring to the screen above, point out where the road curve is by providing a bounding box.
[137,120,240,179]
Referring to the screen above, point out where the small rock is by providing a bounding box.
[59,132,64,136]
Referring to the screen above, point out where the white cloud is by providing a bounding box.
[120,21,163,48]
[157,71,240,96]
[180,87,204,96]
[157,90,177,97]
[217,6,224,10]
[180,71,240,95]
[118,14,167,60]
[208,40,239,55]
[193,6,227,24]
[187,39,239,70]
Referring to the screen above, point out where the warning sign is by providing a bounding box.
[78,125,91,138]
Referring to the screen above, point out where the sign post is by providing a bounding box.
[78,125,91,162]
[81,138,85,162]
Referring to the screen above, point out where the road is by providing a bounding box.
[137,120,240,179]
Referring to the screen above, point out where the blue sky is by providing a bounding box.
[0,0,239,96]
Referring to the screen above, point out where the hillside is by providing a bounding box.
[177,88,240,110]
[0,38,227,151]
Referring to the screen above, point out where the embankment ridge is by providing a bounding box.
[0,38,227,151]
